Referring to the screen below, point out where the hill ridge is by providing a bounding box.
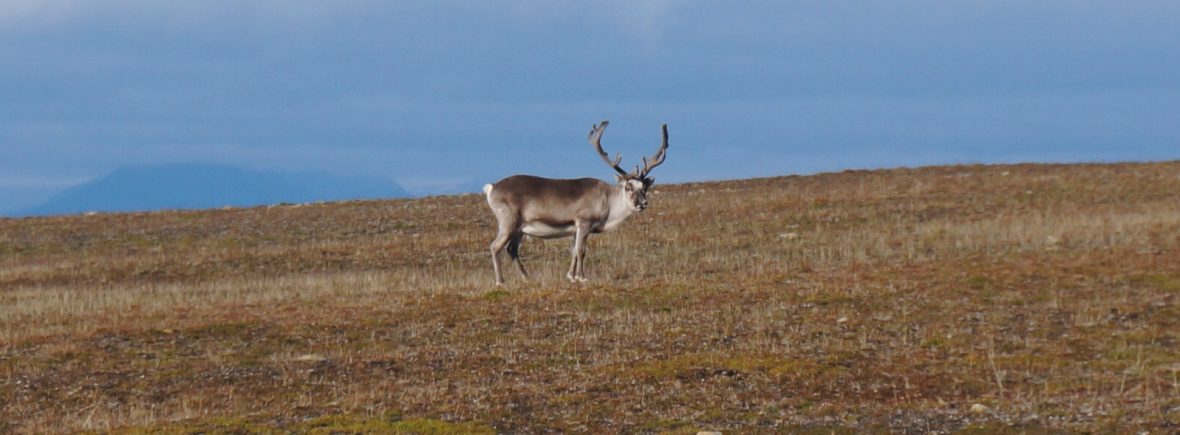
[15,163,410,217]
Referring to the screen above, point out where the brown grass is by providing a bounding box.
[2,162,1179,433]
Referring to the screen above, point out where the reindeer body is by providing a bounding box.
[484,121,667,285]
[485,176,635,239]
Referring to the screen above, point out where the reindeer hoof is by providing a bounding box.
[576,277,589,283]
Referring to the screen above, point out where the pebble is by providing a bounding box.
[294,354,328,362]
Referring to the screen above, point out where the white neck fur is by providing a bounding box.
[602,185,638,231]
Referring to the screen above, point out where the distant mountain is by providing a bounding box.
[17,163,410,216]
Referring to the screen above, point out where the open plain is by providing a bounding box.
[2,162,1179,433]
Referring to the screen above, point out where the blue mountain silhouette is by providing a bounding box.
[18,163,409,216]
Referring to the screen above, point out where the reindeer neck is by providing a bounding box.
[602,185,637,231]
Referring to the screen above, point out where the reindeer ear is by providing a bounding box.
[615,174,626,184]
[644,177,655,187]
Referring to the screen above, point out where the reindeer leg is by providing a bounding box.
[490,231,510,286]
[572,221,592,283]
[489,212,521,286]
[566,223,588,283]
[566,234,579,283]
[507,232,528,278]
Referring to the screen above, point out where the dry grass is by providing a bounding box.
[2,162,1180,433]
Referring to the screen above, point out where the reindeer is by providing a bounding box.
[483,121,669,285]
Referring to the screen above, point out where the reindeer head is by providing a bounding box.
[589,121,668,212]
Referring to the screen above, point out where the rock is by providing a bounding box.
[836,316,849,324]
[778,232,799,240]
[294,354,328,362]
[970,403,991,414]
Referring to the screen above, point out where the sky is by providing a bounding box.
[3,1,1179,212]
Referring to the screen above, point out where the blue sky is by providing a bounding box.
[3,1,1179,212]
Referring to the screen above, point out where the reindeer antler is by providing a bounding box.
[589,121,628,177]
[638,123,669,179]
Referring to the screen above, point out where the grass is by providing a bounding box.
[2,161,1180,432]
[109,413,495,434]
